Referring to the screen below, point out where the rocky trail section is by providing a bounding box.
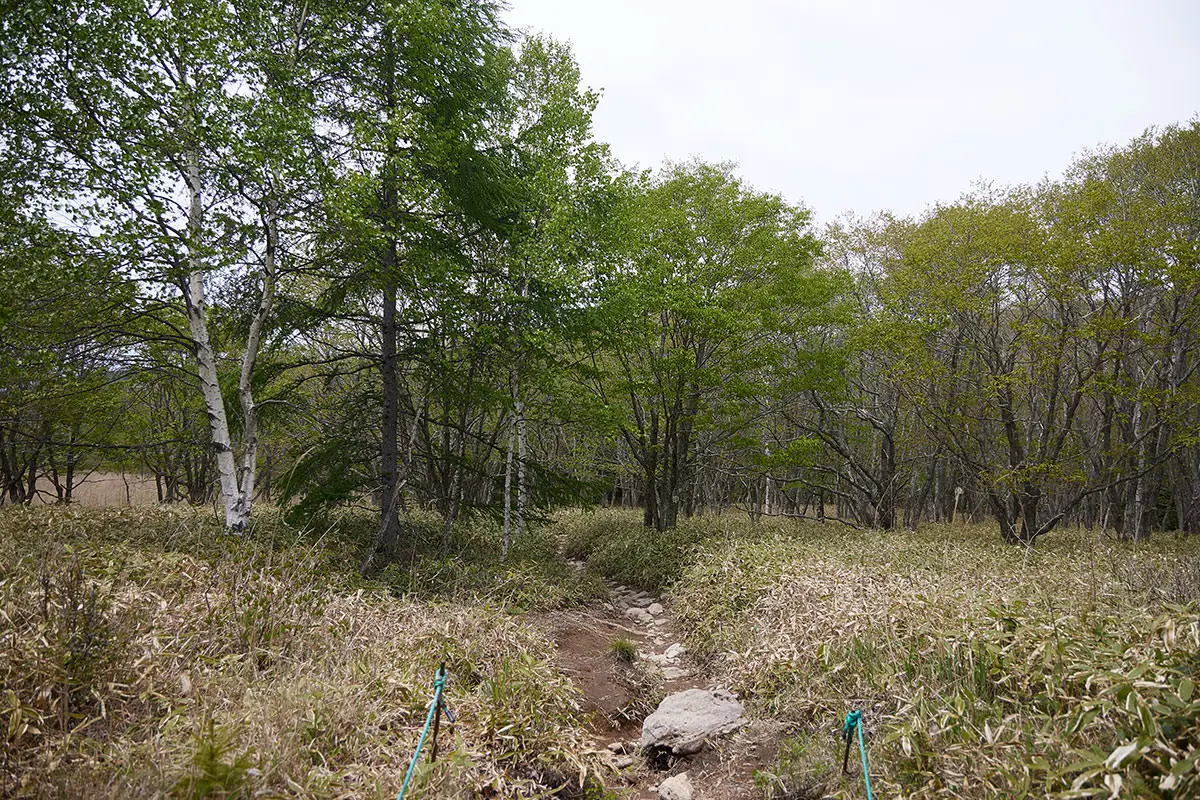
[538,567,784,800]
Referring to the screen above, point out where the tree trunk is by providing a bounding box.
[515,394,527,539]
[376,277,402,556]
[228,200,278,533]
[365,30,403,573]
[501,413,515,559]
[877,429,896,529]
[181,148,240,532]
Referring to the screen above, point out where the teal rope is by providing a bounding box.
[397,666,448,800]
[843,710,874,800]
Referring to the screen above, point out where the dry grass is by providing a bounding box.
[559,508,1200,797]
[32,471,161,507]
[0,505,610,799]
[662,520,1200,799]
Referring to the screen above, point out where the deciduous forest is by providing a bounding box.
[2,1,1198,799]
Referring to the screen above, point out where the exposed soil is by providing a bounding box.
[536,568,785,800]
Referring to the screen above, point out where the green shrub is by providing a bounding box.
[557,509,748,592]
[174,721,255,799]
[611,637,638,663]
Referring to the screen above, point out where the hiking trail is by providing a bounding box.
[535,563,784,800]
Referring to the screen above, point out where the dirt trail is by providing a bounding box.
[536,565,781,800]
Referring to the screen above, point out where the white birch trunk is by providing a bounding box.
[182,149,240,530]
[180,152,277,534]
[230,200,279,532]
[763,439,773,516]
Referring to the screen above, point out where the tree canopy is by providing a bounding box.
[1,2,1198,547]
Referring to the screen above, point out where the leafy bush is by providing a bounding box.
[1,556,120,781]
[557,508,769,592]
[174,721,255,799]
[378,513,606,611]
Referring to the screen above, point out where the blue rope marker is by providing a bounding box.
[397,662,453,800]
[841,709,874,800]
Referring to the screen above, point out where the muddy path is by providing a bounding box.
[534,571,783,800]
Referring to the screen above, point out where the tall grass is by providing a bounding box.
[0,505,608,798]
[559,508,1200,798]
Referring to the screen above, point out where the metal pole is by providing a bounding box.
[842,722,853,775]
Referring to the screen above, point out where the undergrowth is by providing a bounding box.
[558,508,755,592]
[0,504,603,798]
[558,508,1200,798]
[372,508,606,611]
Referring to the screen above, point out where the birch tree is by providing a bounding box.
[0,0,320,531]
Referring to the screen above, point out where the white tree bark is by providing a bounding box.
[762,439,773,517]
[180,153,277,533]
[230,200,279,532]
[182,149,240,530]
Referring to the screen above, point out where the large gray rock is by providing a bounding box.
[658,772,693,800]
[640,688,745,755]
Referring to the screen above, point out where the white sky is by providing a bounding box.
[504,0,1200,222]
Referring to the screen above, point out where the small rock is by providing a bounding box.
[665,643,685,660]
[645,653,669,665]
[614,754,638,769]
[641,688,746,755]
[647,602,664,615]
[606,742,625,753]
[658,772,693,800]
[629,595,653,609]
[661,666,691,680]
[623,607,652,624]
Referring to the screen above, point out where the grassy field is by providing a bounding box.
[562,510,1200,799]
[0,505,607,799]
[31,472,162,507]
[4,505,1198,798]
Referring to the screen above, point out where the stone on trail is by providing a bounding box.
[647,602,664,615]
[623,607,652,624]
[640,688,745,755]
[658,772,693,800]
[665,643,685,660]
[661,666,691,680]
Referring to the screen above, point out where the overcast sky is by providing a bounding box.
[504,0,1200,222]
